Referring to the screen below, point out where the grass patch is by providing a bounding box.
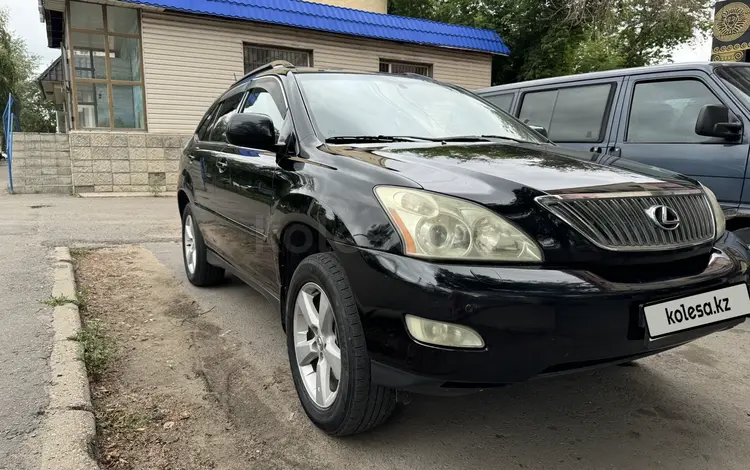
[76,319,113,380]
[76,285,90,313]
[70,247,94,258]
[41,287,90,311]
[41,294,77,307]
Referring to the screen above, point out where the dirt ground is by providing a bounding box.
[74,244,750,470]
[75,246,329,470]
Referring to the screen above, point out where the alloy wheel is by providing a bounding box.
[293,282,342,409]
[183,214,197,275]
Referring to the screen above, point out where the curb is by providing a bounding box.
[39,247,98,470]
[78,192,175,198]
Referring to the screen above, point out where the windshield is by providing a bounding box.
[716,65,750,109]
[296,73,545,143]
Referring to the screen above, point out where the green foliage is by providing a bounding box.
[41,294,77,307]
[75,319,114,379]
[388,0,713,85]
[0,7,57,138]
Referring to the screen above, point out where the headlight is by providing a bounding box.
[405,315,484,349]
[374,186,543,262]
[702,185,726,239]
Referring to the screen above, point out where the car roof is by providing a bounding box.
[475,61,750,94]
[223,63,437,97]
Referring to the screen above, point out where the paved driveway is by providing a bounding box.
[0,168,179,469]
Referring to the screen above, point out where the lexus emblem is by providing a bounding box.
[646,205,680,231]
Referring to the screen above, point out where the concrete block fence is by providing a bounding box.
[10,134,72,194]
[9,132,191,194]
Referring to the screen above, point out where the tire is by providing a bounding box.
[181,204,224,286]
[285,252,396,436]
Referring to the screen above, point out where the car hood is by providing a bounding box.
[331,141,700,205]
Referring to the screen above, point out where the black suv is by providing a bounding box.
[177,61,750,436]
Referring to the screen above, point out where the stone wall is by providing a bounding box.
[10,133,72,194]
[8,131,190,194]
[68,132,190,193]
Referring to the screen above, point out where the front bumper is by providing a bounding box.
[333,233,750,393]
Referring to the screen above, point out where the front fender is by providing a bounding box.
[269,189,402,254]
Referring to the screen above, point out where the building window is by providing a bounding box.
[243,44,311,73]
[379,60,432,77]
[69,1,145,130]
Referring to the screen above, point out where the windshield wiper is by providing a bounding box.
[409,135,536,144]
[325,135,430,143]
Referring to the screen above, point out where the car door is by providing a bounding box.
[609,71,750,208]
[186,102,219,213]
[214,77,288,295]
[194,92,245,253]
[515,77,623,155]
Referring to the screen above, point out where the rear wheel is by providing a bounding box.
[182,204,224,286]
[286,253,396,436]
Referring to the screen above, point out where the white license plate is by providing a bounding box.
[644,284,750,338]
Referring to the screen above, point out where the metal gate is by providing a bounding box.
[2,94,16,193]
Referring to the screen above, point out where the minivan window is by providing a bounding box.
[519,84,612,142]
[627,79,721,143]
[716,65,750,109]
[485,93,514,113]
[296,73,544,143]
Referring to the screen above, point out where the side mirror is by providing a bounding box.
[695,104,742,141]
[528,125,548,139]
[226,113,276,151]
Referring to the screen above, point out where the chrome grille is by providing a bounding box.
[536,192,715,251]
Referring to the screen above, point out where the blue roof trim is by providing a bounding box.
[120,0,509,54]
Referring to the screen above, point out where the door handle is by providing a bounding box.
[608,147,621,158]
[590,146,602,153]
[216,158,228,173]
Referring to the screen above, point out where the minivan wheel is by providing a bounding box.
[181,204,224,286]
[285,253,396,436]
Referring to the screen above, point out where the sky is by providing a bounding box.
[1,0,60,73]
[0,0,716,76]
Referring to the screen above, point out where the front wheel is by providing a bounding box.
[285,253,396,436]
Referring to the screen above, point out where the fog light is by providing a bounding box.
[404,315,484,349]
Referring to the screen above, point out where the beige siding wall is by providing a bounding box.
[141,12,492,133]
[307,0,387,13]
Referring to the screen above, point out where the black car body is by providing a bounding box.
[177,62,750,435]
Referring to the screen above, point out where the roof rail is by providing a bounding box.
[233,60,295,86]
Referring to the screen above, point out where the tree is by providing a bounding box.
[388,0,712,84]
[0,7,57,139]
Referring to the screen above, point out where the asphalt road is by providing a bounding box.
[147,241,750,470]
[0,168,179,469]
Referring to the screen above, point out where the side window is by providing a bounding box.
[207,93,244,142]
[549,85,612,142]
[241,78,287,132]
[627,79,722,143]
[519,84,613,142]
[518,90,555,131]
[195,102,219,141]
[485,93,514,113]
